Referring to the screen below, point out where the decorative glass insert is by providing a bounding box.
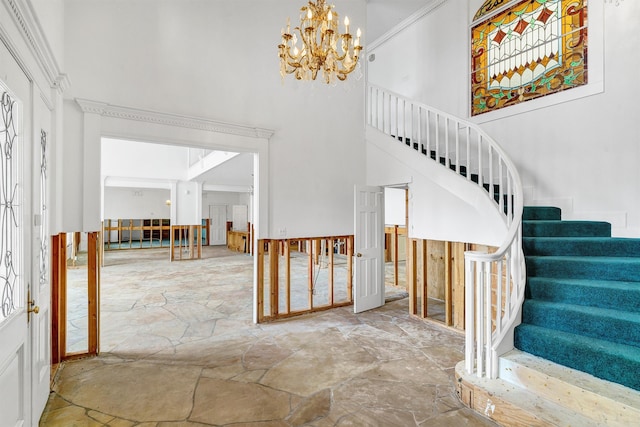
[1,89,22,322]
[471,0,588,116]
[40,130,48,289]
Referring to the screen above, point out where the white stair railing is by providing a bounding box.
[367,84,525,379]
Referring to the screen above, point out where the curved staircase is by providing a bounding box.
[516,206,640,391]
[366,84,640,425]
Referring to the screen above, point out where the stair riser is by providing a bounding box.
[526,257,640,282]
[515,324,640,391]
[523,221,611,238]
[524,238,640,257]
[522,301,640,348]
[523,207,562,221]
[528,278,640,312]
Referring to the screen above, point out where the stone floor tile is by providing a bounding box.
[260,337,377,396]
[39,405,104,427]
[287,388,332,426]
[54,361,200,422]
[190,378,291,425]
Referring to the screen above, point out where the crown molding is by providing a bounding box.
[4,0,66,91]
[367,0,449,51]
[75,98,275,140]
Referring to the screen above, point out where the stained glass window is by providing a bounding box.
[40,130,48,290]
[1,89,22,323]
[471,0,588,116]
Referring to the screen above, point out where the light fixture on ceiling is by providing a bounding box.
[278,0,362,84]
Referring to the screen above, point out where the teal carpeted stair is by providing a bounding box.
[514,206,640,391]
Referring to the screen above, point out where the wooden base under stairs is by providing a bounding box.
[455,350,640,427]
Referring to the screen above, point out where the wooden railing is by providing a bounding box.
[257,236,354,322]
[368,84,525,379]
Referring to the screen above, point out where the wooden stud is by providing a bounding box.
[347,236,353,302]
[408,239,418,315]
[88,232,99,355]
[421,239,428,319]
[328,238,334,306]
[285,240,291,314]
[50,234,61,365]
[308,238,314,310]
[269,240,279,318]
[393,225,399,287]
[405,189,410,291]
[257,239,265,322]
[445,241,453,326]
[59,233,67,359]
[453,242,466,330]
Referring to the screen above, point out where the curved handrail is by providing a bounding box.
[367,83,526,379]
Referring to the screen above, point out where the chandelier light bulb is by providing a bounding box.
[344,16,349,34]
[328,11,332,21]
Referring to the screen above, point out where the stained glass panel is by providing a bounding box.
[471,0,588,116]
[40,130,48,289]
[1,89,22,323]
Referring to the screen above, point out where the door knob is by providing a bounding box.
[27,290,39,323]
[356,253,362,257]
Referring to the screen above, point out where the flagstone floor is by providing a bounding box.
[40,247,497,426]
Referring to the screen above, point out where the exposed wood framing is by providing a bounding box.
[87,232,99,355]
[257,236,354,323]
[170,225,203,261]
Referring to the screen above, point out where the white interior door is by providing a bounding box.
[0,56,32,427]
[354,185,385,313]
[30,98,52,420]
[209,204,227,245]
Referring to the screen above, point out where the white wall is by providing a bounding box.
[202,191,253,223]
[102,138,189,181]
[104,187,171,219]
[385,188,406,226]
[368,0,640,237]
[62,0,367,238]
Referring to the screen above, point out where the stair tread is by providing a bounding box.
[528,276,640,288]
[524,299,640,321]
[524,236,640,257]
[527,254,640,263]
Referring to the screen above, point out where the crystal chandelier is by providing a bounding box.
[278,0,362,84]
